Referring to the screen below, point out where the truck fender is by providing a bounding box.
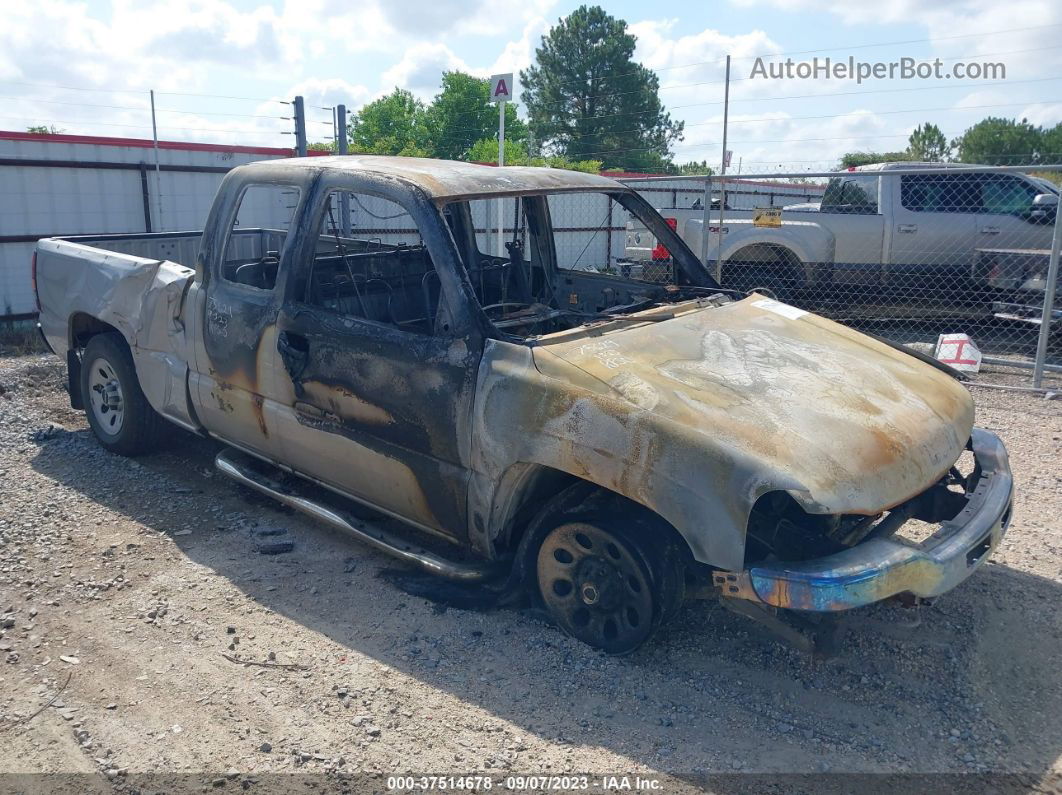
[682,218,836,283]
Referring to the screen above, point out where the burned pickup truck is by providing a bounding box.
[34,156,1013,653]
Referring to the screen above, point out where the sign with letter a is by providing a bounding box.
[490,73,514,103]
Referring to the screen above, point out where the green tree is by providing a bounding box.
[907,122,950,161]
[673,160,714,176]
[423,71,525,160]
[307,141,335,152]
[952,117,1043,165]
[26,125,63,134]
[1037,122,1062,164]
[837,151,913,169]
[468,137,529,163]
[520,5,683,170]
[348,89,430,156]
[467,137,603,173]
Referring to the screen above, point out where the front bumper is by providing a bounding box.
[714,427,1014,612]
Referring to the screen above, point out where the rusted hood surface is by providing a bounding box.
[532,296,974,516]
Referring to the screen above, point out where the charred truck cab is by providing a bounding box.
[35,156,1013,653]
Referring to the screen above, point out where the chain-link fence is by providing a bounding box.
[606,166,1061,387]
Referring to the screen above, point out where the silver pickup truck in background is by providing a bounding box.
[33,156,1014,653]
[625,162,1059,297]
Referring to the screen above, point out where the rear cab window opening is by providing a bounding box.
[220,183,302,290]
[300,189,441,336]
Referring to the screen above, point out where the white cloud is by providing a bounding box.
[629,20,790,112]
[374,0,511,37]
[3,0,1054,165]
[1017,103,1062,128]
[489,16,551,79]
[282,78,373,112]
[381,43,470,98]
[726,0,1062,72]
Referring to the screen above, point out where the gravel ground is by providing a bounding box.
[0,354,1060,794]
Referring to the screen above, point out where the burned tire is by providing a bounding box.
[533,494,686,654]
[81,333,167,456]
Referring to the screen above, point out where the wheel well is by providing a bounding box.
[69,313,122,350]
[493,464,582,557]
[494,465,693,566]
[723,244,804,284]
[66,315,124,410]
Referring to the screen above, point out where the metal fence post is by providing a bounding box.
[715,176,726,282]
[1033,197,1062,388]
[293,96,307,157]
[336,104,351,236]
[699,176,713,276]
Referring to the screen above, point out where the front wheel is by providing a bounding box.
[536,518,684,654]
[81,333,167,456]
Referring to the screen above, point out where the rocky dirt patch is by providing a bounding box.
[0,354,1060,793]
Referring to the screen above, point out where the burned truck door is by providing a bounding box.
[196,179,306,459]
[270,184,483,542]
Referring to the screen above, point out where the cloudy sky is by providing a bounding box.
[1,0,1060,172]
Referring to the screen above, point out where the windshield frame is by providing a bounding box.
[441,187,718,291]
[433,187,720,342]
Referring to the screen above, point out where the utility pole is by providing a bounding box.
[293,96,307,157]
[490,73,513,258]
[149,89,163,230]
[337,104,351,236]
[497,97,506,257]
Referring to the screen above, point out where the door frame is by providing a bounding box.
[195,166,316,457]
[269,173,488,538]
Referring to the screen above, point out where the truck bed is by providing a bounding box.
[47,230,205,270]
[34,229,212,434]
[35,231,204,358]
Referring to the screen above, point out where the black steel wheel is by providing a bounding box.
[536,521,658,654]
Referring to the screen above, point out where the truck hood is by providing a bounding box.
[532,296,974,516]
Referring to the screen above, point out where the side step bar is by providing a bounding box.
[214,448,501,582]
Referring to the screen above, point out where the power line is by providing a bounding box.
[413,54,1062,138]
[723,99,1062,126]
[0,93,296,121]
[0,94,148,113]
[152,90,287,103]
[481,97,1061,157]
[540,22,1062,93]
[678,74,1062,112]
[17,63,1029,145]
[0,79,286,104]
[0,114,289,136]
[485,75,1062,139]
[536,98,1061,160]
[523,44,1059,116]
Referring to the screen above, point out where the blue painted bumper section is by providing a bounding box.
[717,428,1013,612]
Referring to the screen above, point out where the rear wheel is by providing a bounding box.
[535,511,685,654]
[81,333,167,456]
[727,265,791,301]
